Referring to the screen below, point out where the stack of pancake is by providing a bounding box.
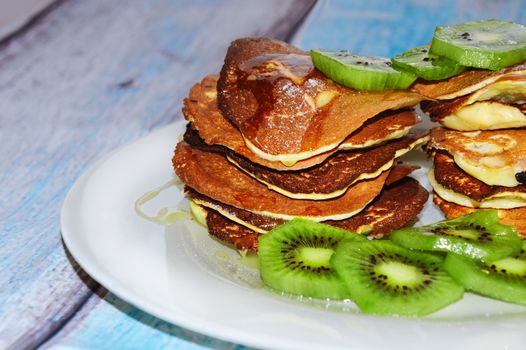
[415,63,526,237]
[173,38,429,252]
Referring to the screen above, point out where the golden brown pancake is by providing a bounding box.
[433,194,526,238]
[339,109,420,149]
[205,209,261,253]
[184,75,421,171]
[187,187,285,234]
[217,38,423,164]
[432,150,526,205]
[192,174,427,251]
[187,162,418,235]
[420,77,526,131]
[428,127,526,187]
[227,133,428,199]
[326,177,428,238]
[173,142,389,220]
[412,62,526,100]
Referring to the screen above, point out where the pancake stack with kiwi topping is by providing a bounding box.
[173,37,430,253]
[411,20,526,238]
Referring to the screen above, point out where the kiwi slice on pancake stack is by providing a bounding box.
[444,241,526,306]
[391,211,522,262]
[331,240,463,316]
[391,45,465,80]
[311,50,417,91]
[312,20,526,92]
[429,19,526,71]
[258,218,365,299]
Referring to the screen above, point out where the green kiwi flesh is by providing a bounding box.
[331,240,463,316]
[429,19,526,71]
[444,241,526,306]
[391,211,522,262]
[391,45,465,80]
[258,218,365,300]
[311,50,417,91]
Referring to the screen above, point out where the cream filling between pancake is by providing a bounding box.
[193,194,370,225]
[190,198,269,234]
[452,152,520,187]
[428,170,526,209]
[243,136,340,167]
[189,200,208,227]
[339,126,412,150]
[436,69,526,100]
[228,136,428,200]
[467,79,526,104]
[242,122,416,167]
[441,102,526,131]
[252,202,371,221]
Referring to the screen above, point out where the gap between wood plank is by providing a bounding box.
[0,0,66,50]
[5,1,317,349]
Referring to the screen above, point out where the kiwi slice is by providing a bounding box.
[311,49,417,91]
[429,19,526,71]
[444,241,526,305]
[258,218,365,299]
[331,240,463,316]
[391,211,522,262]
[391,45,465,80]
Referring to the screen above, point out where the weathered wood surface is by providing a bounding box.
[1,0,525,349]
[0,0,314,349]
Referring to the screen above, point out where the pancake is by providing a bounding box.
[433,193,526,238]
[326,177,428,238]
[217,38,423,165]
[339,109,420,150]
[430,151,526,209]
[421,78,526,130]
[184,75,421,171]
[227,133,429,199]
[412,62,526,100]
[173,142,389,221]
[428,127,526,187]
[189,174,427,251]
[205,208,261,253]
[187,162,418,235]
[187,187,285,234]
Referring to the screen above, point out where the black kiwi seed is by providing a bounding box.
[430,20,526,70]
[311,49,417,90]
[444,243,526,306]
[391,44,465,80]
[331,240,464,316]
[515,171,526,184]
[258,218,366,300]
[391,211,522,262]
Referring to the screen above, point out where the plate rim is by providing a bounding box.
[60,122,526,350]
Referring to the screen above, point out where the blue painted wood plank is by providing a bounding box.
[294,0,526,55]
[0,0,314,349]
[41,292,248,350]
[3,0,526,349]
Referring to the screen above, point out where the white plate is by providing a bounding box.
[61,120,526,350]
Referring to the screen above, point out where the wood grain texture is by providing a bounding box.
[0,0,314,349]
[3,0,526,349]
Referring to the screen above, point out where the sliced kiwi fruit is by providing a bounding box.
[258,218,365,299]
[391,45,465,80]
[311,49,417,91]
[444,241,526,306]
[429,19,526,71]
[391,211,522,262]
[331,240,463,316]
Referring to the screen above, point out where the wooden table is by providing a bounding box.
[1,1,524,349]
